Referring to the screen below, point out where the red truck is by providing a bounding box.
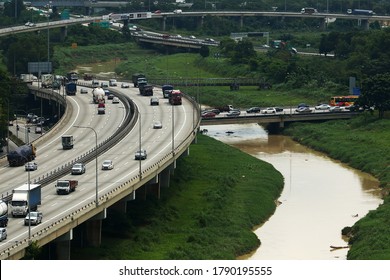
[169,89,182,105]
[98,102,105,114]
[55,180,78,195]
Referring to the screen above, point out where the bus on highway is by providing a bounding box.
[330,95,359,107]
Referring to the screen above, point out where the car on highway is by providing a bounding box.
[109,79,117,86]
[150,97,159,106]
[153,121,163,129]
[189,35,196,39]
[121,83,129,88]
[112,97,120,104]
[108,93,114,100]
[246,107,261,113]
[296,107,312,113]
[92,80,99,87]
[103,89,110,96]
[80,88,88,94]
[71,163,86,175]
[201,111,216,118]
[261,107,278,114]
[101,160,114,170]
[135,149,147,160]
[329,106,343,112]
[25,21,35,27]
[0,228,7,241]
[297,103,310,109]
[315,104,331,110]
[101,81,109,88]
[24,211,43,226]
[25,162,38,171]
[227,110,241,117]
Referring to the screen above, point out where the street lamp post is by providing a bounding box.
[27,164,31,241]
[74,125,99,207]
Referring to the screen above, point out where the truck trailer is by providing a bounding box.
[55,179,78,195]
[65,82,77,95]
[0,201,8,227]
[10,183,42,217]
[62,135,74,149]
[7,144,36,167]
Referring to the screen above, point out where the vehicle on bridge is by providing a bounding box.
[347,9,375,16]
[135,149,147,160]
[92,87,105,104]
[24,211,43,226]
[71,163,86,175]
[0,201,8,227]
[162,84,174,98]
[315,104,331,110]
[169,89,182,105]
[296,107,312,113]
[301,7,318,14]
[0,228,7,241]
[25,162,38,171]
[65,82,77,95]
[246,107,261,113]
[330,95,359,107]
[10,183,42,217]
[62,135,74,149]
[55,179,78,195]
[98,102,106,114]
[7,143,36,167]
[66,71,79,82]
[132,73,146,87]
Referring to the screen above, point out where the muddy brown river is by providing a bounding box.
[201,123,383,260]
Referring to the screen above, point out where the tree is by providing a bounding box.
[360,73,390,118]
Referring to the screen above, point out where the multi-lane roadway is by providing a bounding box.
[0,81,199,258]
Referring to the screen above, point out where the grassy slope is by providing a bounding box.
[54,43,390,260]
[71,135,284,259]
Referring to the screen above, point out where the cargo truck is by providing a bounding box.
[0,201,8,227]
[132,73,146,87]
[169,89,182,105]
[7,143,36,167]
[55,179,78,195]
[92,87,105,104]
[139,84,153,96]
[162,84,174,98]
[10,183,42,217]
[65,82,77,95]
[62,135,74,149]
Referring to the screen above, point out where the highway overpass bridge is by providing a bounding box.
[0,81,200,260]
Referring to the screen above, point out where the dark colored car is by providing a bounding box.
[246,107,261,113]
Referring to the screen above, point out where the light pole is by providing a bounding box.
[74,125,99,207]
[138,108,142,179]
[172,104,175,156]
[27,163,31,241]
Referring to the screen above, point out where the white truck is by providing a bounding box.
[20,74,37,85]
[92,87,106,104]
[55,179,78,195]
[10,183,42,217]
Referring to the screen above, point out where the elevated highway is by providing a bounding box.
[0,81,200,260]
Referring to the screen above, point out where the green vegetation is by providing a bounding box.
[71,135,284,259]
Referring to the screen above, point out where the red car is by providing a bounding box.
[202,111,216,118]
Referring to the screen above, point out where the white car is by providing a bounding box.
[24,211,43,226]
[135,149,147,160]
[25,162,38,171]
[109,79,117,86]
[80,88,88,94]
[112,97,120,104]
[153,121,162,129]
[121,83,129,88]
[261,107,277,114]
[315,104,331,110]
[101,160,114,170]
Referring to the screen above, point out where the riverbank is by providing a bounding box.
[70,135,284,259]
[282,114,390,259]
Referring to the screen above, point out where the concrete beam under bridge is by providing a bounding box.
[54,230,73,260]
[85,209,107,247]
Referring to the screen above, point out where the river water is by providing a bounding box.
[200,123,383,260]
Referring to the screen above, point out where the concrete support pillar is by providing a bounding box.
[240,16,244,29]
[160,168,171,188]
[198,16,204,28]
[54,230,73,260]
[60,26,67,42]
[162,16,167,31]
[85,209,106,247]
